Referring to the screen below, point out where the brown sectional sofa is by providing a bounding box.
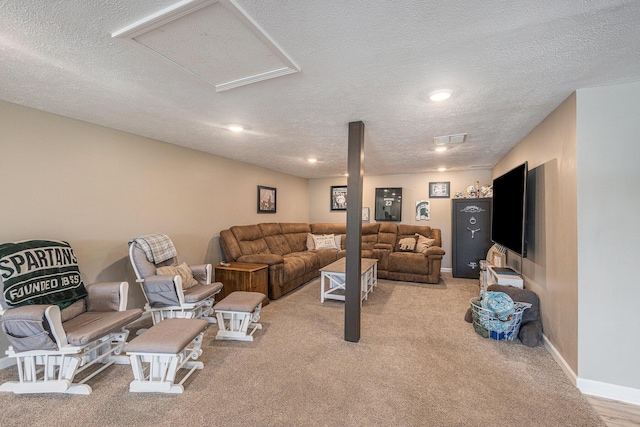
[219,222,445,300]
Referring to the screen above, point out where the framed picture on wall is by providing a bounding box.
[257,185,276,213]
[331,186,347,211]
[429,181,450,198]
[374,188,402,221]
[362,207,370,222]
[415,200,430,221]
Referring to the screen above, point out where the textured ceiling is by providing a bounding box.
[1,0,640,178]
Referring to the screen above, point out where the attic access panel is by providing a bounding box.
[112,0,300,92]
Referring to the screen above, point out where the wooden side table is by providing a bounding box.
[214,262,269,306]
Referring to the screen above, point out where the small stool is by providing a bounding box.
[124,318,208,393]
[214,291,265,341]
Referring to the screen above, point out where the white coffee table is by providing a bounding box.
[320,258,378,303]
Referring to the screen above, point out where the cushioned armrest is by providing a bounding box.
[86,281,129,312]
[237,254,284,265]
[423,246,445,257]
[142,275,182,307]
[0,305,67,351]
[374,243,393,251]
[189,263,211,284]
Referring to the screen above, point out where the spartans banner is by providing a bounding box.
[0,240,87,309]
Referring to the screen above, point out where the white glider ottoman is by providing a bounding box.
[124,318,208,393]
[214,291,265,341]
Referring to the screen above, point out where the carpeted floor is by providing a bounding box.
[0,273,604,426]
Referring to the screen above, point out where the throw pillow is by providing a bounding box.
[415,233,436,254]
[396,236,417,252]
[156,262,198,289]
[333,234,342,250]
[307,233,341,250]
[306,233,316,250]
[313,234,339,250]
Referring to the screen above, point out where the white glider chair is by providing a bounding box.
[129,234,223,325]
[0,239,143,395]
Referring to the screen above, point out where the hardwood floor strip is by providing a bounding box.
[586,396,640,426]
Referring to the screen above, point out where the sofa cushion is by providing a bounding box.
[388,252,429,275]
[310,223,347,235]
[361,223,381,250]
[230,225,271,255]
[314,249,339,267]
[280,223,312,253]
[415,234,436,254]
[377,223,397,247]
[282,252,319,283]
[396,236,418,252]
[259,223,292,256]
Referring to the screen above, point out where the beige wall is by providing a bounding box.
[576,82,640,391]
[309,170,493,269]
[493,94,579,373]
[0,100,309,354]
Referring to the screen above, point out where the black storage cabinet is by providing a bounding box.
[452,198,492,278]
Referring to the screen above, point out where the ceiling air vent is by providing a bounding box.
[434,133,468,146]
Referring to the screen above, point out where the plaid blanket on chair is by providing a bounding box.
[131,234,177,264]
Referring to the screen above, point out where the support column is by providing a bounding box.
[345,121,364,342]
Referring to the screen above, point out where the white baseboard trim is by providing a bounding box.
[543,334,640,406]
[441,267,452,273]
[578,378,640,406]
[543,334,577,385]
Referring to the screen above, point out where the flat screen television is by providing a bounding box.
[491,162,528,257]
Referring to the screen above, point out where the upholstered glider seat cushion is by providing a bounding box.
[63,309,143,346]
[183,283,223,303]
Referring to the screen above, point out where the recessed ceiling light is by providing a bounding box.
[343,173,349,176]
[429,89,453,102]
[435,146,447,152]
[438,167,447,172]
[308,158,318,163]
[228,125,244,132]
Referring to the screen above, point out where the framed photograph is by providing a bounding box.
[375,188,402,221]
[415,200,430,221]
[429,181,450,198]
[362,207,370,222]
[331,186,347,211]
[257,185,276,213]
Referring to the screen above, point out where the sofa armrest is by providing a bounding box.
[190,263,212,285]
[424,246,445,257]
[0,305,67,351]
[237,254,284,265]
[374,243,394,251]
[86,281,129,312]
[141,275,183,307]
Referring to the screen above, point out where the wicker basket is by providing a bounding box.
[470,297,531,341]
